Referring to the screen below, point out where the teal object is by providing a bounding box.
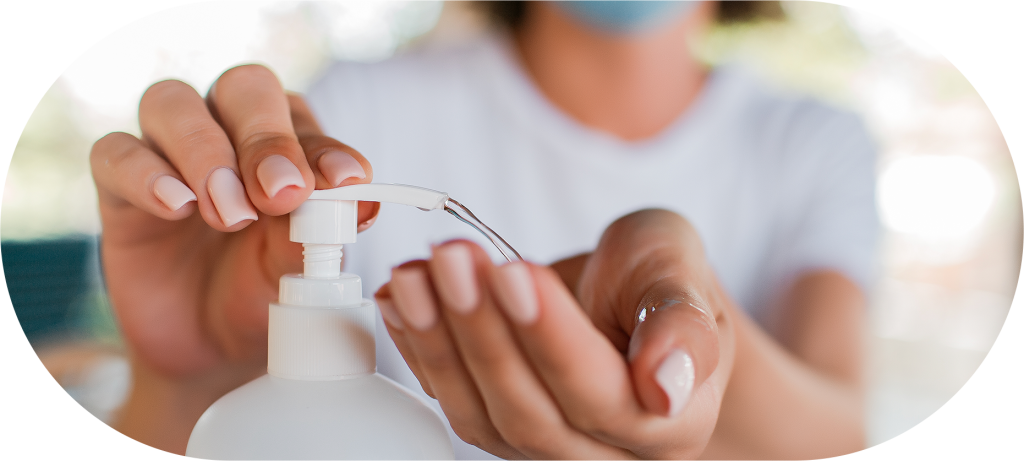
[555,1,697,34]
[2,237,97,343]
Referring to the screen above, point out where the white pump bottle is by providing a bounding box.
[186,184,455,460]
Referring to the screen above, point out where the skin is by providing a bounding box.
[92,66,379,451]
[379,211,734,459]
[93,1,865,458]
[515,2,713,140]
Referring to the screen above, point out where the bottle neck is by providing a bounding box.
[302,243,343,278]
[268,273,376,380]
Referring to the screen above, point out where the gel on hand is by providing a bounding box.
[186,184,455,460]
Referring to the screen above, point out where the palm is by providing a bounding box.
[100,201,301,378]
[376,210,732,459]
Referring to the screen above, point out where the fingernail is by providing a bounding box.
[357,213,378,232]
[390,267,439,331]
[655,349,695,417]
[256,154,305,198]
[492,262,539,325]
[318,151,366,187]
[432,244,479,314]
[376,297,405,330]
[208,168,258,227]
[153,175,196,211]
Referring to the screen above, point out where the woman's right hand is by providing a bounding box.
[89,64,377,453]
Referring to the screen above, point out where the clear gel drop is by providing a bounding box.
[444,198,522,263]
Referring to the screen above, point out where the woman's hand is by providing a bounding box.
[375,209,737,459]
[90,64,377,453]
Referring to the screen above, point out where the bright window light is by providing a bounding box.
[878,155,995,240]
[59,1,443,119]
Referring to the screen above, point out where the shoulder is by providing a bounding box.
[713,67,876,165]
[708,65,876,184]
[708,70,881,292]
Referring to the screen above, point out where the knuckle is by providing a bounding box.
[238,131,297,155]
[457,341,513,373]
[492,411,557,455]
[565,406,618,440]
[419,383,436,399]
[141,79,195,105]
[219,63,278,86]
[285,91,306,107]
[175,122,230,152]
[90,132,142,168]
[90,132,129,160]
[448,417,490,449]
[502,429,549,456]
[297,134,341,155]
[416,346,463,376]
[449,411,529,456]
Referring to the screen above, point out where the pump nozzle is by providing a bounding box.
[291,183,521,271]
[307,183,448,211]
[290,183,448,246]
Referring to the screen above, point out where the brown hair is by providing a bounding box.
[477,1,785,29]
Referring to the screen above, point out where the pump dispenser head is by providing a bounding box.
[288,184,450,278]
[292,182,522,264]
[268,184,451,380]
[290,184,449,246]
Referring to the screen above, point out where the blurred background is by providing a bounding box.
[2,0,1019,447]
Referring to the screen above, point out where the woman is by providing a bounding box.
[91,1,876,458]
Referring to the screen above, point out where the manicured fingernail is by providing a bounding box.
[376,297,405,330]
[390,267,439,331]
[655,349,695,417]
[357,213,378,232]
[208,168,258,227]
[256,155,305,198]
[432,244,479,314]
[153,175,196,211]
[493,262,539,325]
[318,151,366,187]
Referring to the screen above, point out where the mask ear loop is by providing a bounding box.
[444,198,523,263]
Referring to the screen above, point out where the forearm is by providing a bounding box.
[701,306,864,459]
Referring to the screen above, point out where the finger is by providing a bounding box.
[489,261,648,447]
[576,209,723,418]
[286,94,371,187]
[429,241,632,459]
[208,65,314,216]
[91,132,197,218]
[374,284,433,398]
[139,79,257,231]
[388,262,523,459]
[548,252,590,295]
[626,279,719,418]
[285,94,379,229]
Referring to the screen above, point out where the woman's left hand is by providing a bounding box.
[375,209,736,459]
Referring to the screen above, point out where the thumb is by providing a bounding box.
[627,278,720,417]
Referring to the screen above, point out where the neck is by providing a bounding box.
[514,2,713,141]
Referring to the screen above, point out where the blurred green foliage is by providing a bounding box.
[697,2,869,107]
[4,82,99,240]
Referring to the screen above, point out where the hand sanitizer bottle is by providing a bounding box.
[186,184,455,460]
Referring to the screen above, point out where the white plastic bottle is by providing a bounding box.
[186,185,455,460]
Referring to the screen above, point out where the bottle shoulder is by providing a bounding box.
[186,374,453,459]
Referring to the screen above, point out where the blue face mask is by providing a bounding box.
[555,1,699,35]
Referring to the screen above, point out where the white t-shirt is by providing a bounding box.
[307,35,878,459]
